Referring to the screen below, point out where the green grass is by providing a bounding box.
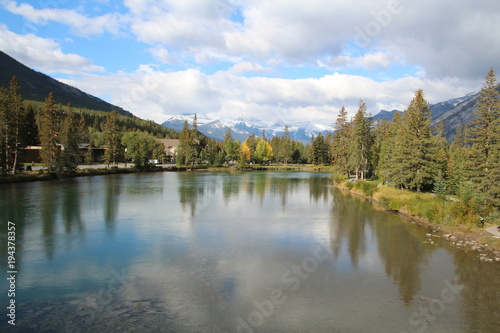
[338,181,484,228]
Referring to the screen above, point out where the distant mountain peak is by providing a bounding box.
[162,114,333,142]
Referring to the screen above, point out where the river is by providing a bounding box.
[0,171,499,332]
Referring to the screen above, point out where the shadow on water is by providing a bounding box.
[330,190,436,304]
[0,183,31,272]
[39,182,59,259]
[453,248,500,332]
[61,181,83,233]
[104,175,121,231]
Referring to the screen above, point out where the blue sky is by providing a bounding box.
[0,0,498,124]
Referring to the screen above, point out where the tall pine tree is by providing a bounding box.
[331,106,352,178]
[61,104,81,172]
[103,111,122,167]
[401,89,436,192]
[39,92,61,171]
[348,100,372,180]
[467,68,500,201]
[8,76,24,174]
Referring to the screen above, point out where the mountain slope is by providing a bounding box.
[0,50,132,116]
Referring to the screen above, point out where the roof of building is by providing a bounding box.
[158,139,180,148]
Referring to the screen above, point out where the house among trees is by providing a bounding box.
[20,144,106,163]
[157,139,179,163]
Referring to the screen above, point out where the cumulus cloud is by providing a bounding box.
[123,0,500,79]
[380,0,500,79]
[2,0,125,36]
[1,0,495,125]
[4,0,498,79]
[58,67,479,124]
[319,52,400,71]
[228,62,272,75]
[0,24,104,74]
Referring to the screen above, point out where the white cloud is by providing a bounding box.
[3,0,125,36]
[0,24,104,74]
[319,52,400,71]
[228,62,272,75]
[4,0,498,79]
[148,46,176,64]
[58,67,480,124]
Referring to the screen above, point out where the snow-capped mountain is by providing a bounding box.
[162,114,334,142]
[430,92,476,119]
[162,89,489,143]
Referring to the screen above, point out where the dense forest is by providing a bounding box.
[177,68,500,214]
[0,76,179,174]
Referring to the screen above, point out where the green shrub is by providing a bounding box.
[358,181,378,197]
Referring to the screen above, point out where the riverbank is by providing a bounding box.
[0,164,331,184]
[0,165,192,184]
[333,180,500,260]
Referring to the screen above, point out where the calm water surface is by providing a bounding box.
[0,171,499,332]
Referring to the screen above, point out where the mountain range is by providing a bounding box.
[163,90,485,142]
[0,50,488,143]
[0,50,132,116]
[161,114,333,142]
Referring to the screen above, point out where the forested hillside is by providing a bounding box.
[0,76,179,174]
[0,50,132,116]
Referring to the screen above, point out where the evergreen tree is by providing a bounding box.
[103,111,122,167]
[0,87,9,173]
[245,133,258,163]
[39,92,61,171]
[377,112,403,184]
[401,89,436,192]
[177,121,196,165]
[223,129,241,164]
[371,117,391,179]
[467,68,500,200]
[61,104,81,172]
[8,76,24,174]
[191,114,204,164]
[331,106,352,177]
[282,126,292,164]
[270,136,282,163]
[23,103,39,146]
[310,134,330,165]
[431,121,451,194]
[86,126,94,165]
[486,130,500,207]
[448,124,468,192]
[348,100,372,180]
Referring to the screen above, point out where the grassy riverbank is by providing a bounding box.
[334,179,500,252]
[0,165,190,183]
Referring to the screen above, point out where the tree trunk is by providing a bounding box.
[11,144,17,175]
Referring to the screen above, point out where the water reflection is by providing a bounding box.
[61,182,83,233]
[0,183,31,271]
[0,172,499,333]
[39,183,59,259]
[104,175,121,230]
[453,250,500,332]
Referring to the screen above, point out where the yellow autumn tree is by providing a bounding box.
[241,142,251,162]
[255,139,273,164]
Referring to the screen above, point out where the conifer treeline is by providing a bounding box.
[177,68,500,209]
[0,76,178,174]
